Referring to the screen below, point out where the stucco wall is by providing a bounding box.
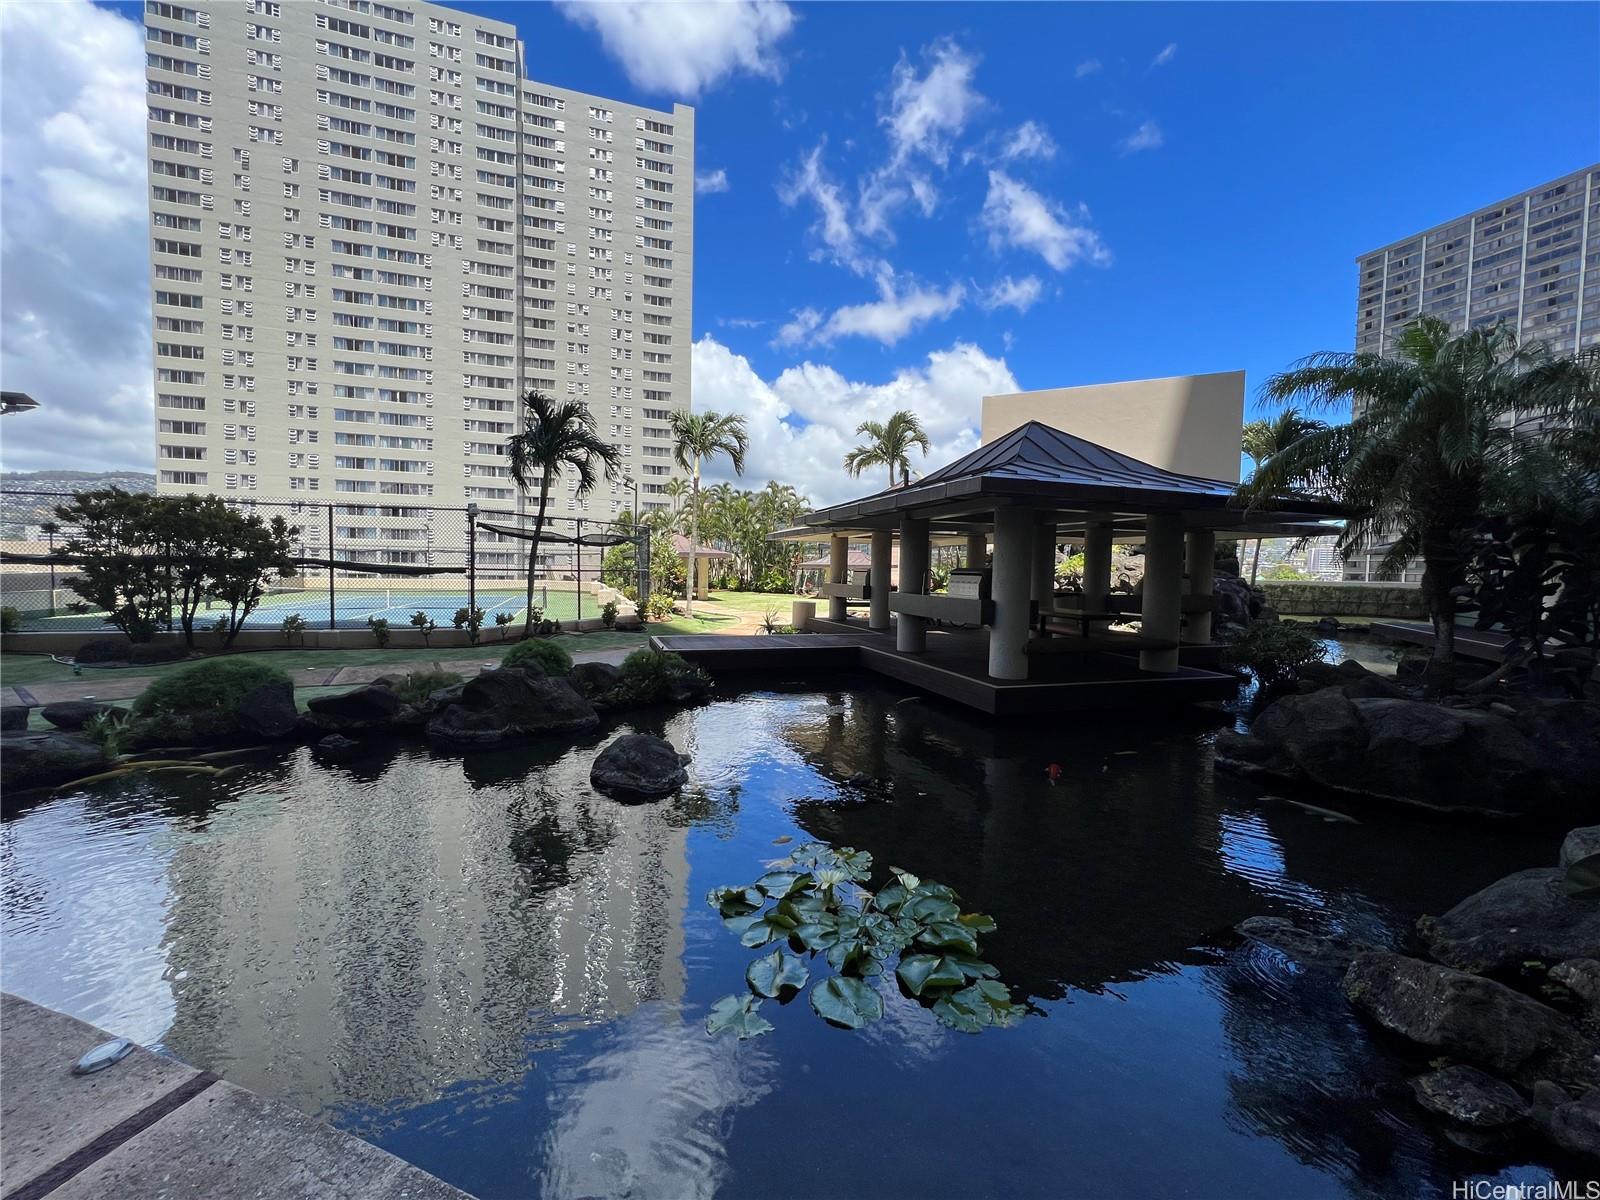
[981,371,1246,482]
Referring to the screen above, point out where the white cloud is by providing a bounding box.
[0,0,153,473]
[979,171,1111,272]
[998,120,1057,162]
[1118,120,1165,155]
[554,1,796,97]
[980,276,1044,313]
[778,144,873,273]
[775,271,964,347]
[1151,42,1178,67]
[1075,59,1102,79]
[695,167,730,195]
[881,39,984,169]
[692,336,1018,503]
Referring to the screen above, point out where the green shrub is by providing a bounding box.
[131,658,291,742]
[281,612,307,645]
[367,616,391,648]
[82,709,132,757]
[617,647,708,702]
[504,637,573,675]
[393,669,462,705]
[1222,622,1327,691]
[601,600,619,629]
[452,606,485,646]
[1,606,19,634]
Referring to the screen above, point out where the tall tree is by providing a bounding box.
[843,410,931,489]
[1240,410,1328,584]
[1236,318,1589,694]
[669,410,749,616]
[506,391,622,637]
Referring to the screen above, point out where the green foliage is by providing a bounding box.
[408,611,437,645]
[493,611,517,640]
[280,612,307,645]
[618,647,702,699]
[367,616,390,648]
[600,599,619,629]
[131,658,290,742]
[81,709,132,757]
[692,480,809,591]
[1223,622,1328,690]
[393,669,462,705]
[1,606,19,634]
[601,527,685,613]
[55,489,294,649]
[644,590,676,621]
[452,606,485,646]
[704,845,1019,1039]
[1260,563,1314,581]
[503,636,573,675]
[843,410,931,489]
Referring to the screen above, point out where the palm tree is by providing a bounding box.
[670,410,749,616]
[663,476,690,520]
[506,391,622,637]
[1240,410,1328,585]
[843,410,931,490]
[1236,318,1584,694]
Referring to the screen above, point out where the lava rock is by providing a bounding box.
[1562,826,1600,870]
[305,683,402,731]
[1417,869,1600,976]
[314,733,362,761]
[1410,1065,1529,1129]
[1215,690,1595,820]
[1343,951,1599,1090]
[570,660,623,696]
[1552,960,1600,1021]
[0,732,109,791]
[665,671,712,704]
[235,680,298,739]
[1,704,30,732]
[1530,1083,1600,1162]
[39,700,124,731]
[589,733,688,801]
[426,666,598,746]
[1213,573,1263,631]
[1235,915,1358,972]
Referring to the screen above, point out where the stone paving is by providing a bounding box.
[0,993,472,1200]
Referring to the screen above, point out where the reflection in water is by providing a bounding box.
[0,679,1567,1199]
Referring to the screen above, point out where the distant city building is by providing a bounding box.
[143,0,693,536]
[1345,164,1599,582]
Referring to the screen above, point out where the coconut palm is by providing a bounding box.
[664,476,690,520]
[670,410,749,616]
[506,391,622,637]
[1236,318,1587,694]
[1240,410,1329,584]
[843,410,932,490]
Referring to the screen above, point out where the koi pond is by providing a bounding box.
[0,677,1572,1198]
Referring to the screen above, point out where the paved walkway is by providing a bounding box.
[2,647,633,710]
[0,993,472,1200]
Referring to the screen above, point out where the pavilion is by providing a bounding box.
[652,422,1343,714]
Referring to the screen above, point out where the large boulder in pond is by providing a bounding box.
[1212,573,1262,632]
[1343,951,1599,1090]
[235,680,298,740]
[1410,1065,1529,1130]
[1531,1083,1600,1162]
[589,733,688,800]
[305,682,401,732]
[1417,868,1600,976]
[1215,689,1595,820]
[40,700,125,731]
[1562,826,1600,869]
[426,666,598,747]
[570,660,623,697]
[0,732,109,791]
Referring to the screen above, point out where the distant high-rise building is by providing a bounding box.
[1344,165,1598,582]
[144,0,692,529]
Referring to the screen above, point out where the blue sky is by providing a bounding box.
[1,1,1595,499]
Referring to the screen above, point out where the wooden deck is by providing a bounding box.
[652,619,1238,716]
[1372,621,1511,663]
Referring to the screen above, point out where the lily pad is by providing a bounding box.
[916,920,980,954]
[747,947,810,997]
[932,980,1021,1033]
[754,870,809,899]
[707,885,763,916]
[706,993,774,1039]
[809,976,883,1029]
[897,952,995,996]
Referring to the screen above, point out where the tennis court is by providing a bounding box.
[203,586,587,630]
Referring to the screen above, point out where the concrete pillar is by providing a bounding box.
[1139,512,1185,672]
[827,534,849,622]
[868,529,892,631]
[965,532,987,569]
[989,506,1033,680]
[1082,512,1113,612]
[1184,528,1216,645]
[896,517,929,653]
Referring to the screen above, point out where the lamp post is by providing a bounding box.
[623,474,638,526]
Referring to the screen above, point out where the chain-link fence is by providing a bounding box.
[0,489,648,635]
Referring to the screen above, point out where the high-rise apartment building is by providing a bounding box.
[144,0,692,531]
[1344,164,1598,581]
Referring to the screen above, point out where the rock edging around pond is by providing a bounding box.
[1216,683,1600,821]
[1235,826,1600,1164]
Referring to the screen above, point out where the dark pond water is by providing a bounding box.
[0,673,1575,1199]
